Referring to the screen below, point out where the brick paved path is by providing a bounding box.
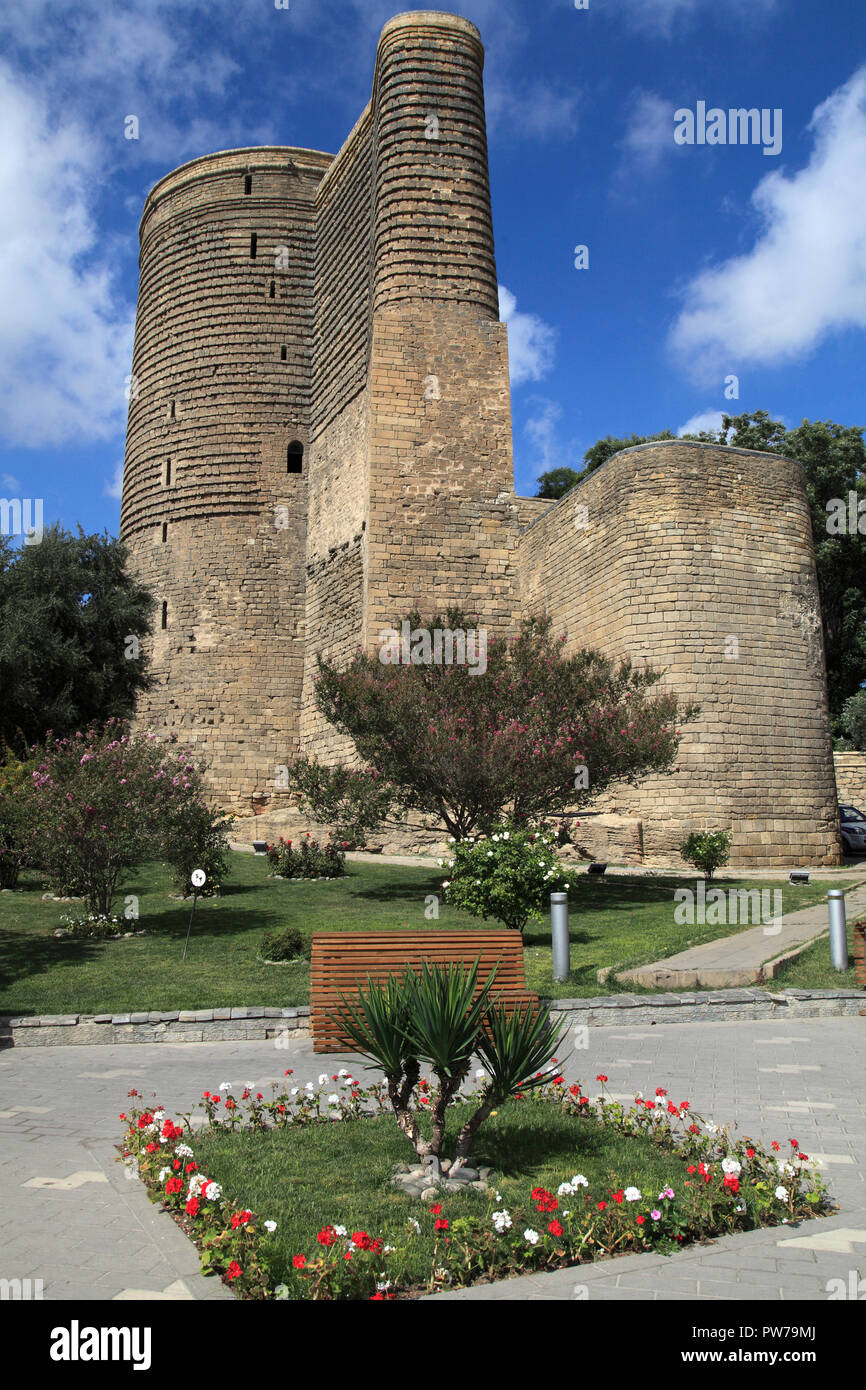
[1,1018,864,1301]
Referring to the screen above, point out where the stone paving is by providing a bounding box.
[1,1017,864,1302]
[620,879,866,989]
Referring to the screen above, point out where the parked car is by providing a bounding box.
[839,804,866,854]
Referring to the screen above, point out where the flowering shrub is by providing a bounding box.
[266,834,346,879]
[58,911,124,939]
[440,823,570,933]
[314,612,697,840]
[164,793,233,898]
[24,721,231,914]
[679,829,732,881]
[120,1070,830,1301]
[286,757,396,849]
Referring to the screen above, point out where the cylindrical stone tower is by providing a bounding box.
[121,146,332,811]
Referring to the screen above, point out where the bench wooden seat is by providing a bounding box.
[310,929,538,1053]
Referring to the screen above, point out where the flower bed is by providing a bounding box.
[119,1071,830,1300]
[265,835,346,879]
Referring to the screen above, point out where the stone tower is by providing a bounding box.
[121,11,842,867]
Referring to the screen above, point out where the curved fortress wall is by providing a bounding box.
[121,148,332,808]
[517,442,841,867]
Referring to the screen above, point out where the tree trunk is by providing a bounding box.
[451,1091,497,1172]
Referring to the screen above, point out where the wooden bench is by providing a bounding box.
[310,930,538,1054]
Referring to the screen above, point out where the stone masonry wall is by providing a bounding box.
[518,442,842,868]
[833,752,866,809]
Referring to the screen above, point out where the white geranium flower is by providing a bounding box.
[334,1225,347,1236]
[722,1158,742,1177]
[158,1168,171,1182]
[624,1187,641,1202]
[571,1174,589,1187]
[290,1087,299,1097]
[777,1161,795,1176]
[502,831,510,840]
[264,1221,277,1233]
[557,1182,574,1197]
[219,1083,232,1091]
[442,880,450,889]
[318,1074,329,1086]
[408,1218,421,1234]
[174,1144,194,1159]
[523,1228,539,1245]
[492,1211,512,1232]
[775,1185,789,1202]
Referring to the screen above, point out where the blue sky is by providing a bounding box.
[1,0,865,536]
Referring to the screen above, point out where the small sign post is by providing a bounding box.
[182,869,207,962]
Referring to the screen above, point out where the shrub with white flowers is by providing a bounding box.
[440,822,570,934]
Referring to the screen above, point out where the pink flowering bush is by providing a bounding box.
[25,720,231,914]
[314,612,698,841]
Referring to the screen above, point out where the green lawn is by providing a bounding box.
[0,852,852,1015]
[192,1099,690,1294]
[769,919,861,991]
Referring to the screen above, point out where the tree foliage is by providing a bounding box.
[314,612,697,841]
[0,526,155,755]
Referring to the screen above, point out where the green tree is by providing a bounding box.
[0,527,155,754]
[581,430,678,475]
[838,689,866,751]
[534,467,582,500]
[314,611,697,841]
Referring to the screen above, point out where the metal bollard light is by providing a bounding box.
[550,892,570,982]
[828,889,848,972]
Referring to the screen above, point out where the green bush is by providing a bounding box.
[0,754,34,889]
[287,757,395,848]
[164,794,233,897]
[261,926,305,962]
[441,823,570,933]
[58,912,124,939]
[266,835,346,879]
[679,829,732,881]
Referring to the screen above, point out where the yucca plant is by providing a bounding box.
[331,962,568,1170]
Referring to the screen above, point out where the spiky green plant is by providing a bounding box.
[330,962,568,1168]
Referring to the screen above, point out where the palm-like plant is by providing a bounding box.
[330,963,568,1170]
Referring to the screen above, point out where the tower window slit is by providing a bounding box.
[269,280,275,299]
[161,522,167,543]
[161,601,168,630]
[244,174,252,195]
[286,441,304,474]
[280,345,287,361]
[250,232,258,259]
[165,458,172,486]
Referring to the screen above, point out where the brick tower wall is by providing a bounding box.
[518,441,842,867]
[121,147,331,812]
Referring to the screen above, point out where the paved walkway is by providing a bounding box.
[620,880,866,989]
[2,1018,864,1302]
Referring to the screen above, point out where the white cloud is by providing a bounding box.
[1,473,21,492]
[0,64,135,447]
[499,286,557,387]
[486,80,580,141]
[524,398,564,473]
[670,67,866,380]
[104,461,124,500]
[617,0,779,38]
[677,410,728,437]
[618,91,679,174]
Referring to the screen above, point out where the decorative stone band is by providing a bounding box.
[2,989,863,1047]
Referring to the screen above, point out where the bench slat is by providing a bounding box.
[310,928,537,1053]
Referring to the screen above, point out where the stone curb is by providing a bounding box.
[0,1006,310,1047]
[1,988,863,1047]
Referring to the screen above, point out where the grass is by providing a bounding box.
[769,919,861,991]
[0,852,855,1015]
[191,1099,689,1293]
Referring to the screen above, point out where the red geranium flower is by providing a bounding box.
[293,1254,306,1269]
[548,1219,563,1237]
[226,1261,242,1281]
[317,1225,338,1247]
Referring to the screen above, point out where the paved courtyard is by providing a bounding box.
[1,1016,864,1301]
